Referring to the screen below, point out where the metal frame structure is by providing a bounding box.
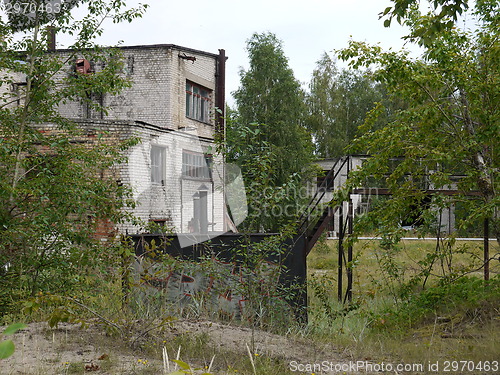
[299,155,492,304]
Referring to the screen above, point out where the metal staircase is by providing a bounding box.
[297,156,349,256]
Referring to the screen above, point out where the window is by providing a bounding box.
[316,174,335,192]
[182,151,212,179]
[151,145,165,185]
[186,81,211,123]
[11,82,26,107]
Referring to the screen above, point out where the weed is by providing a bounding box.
[0,323,26,360]
[306,239,499,363]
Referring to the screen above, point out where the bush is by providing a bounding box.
[373,276,500,330]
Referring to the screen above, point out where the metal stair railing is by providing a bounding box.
[297,156,349,239]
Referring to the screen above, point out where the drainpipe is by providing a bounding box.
[215,49,226,136]
[215,49,227,231]
[46,26,56,52]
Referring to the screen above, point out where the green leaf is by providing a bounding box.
[2,323,26,336]
[0,340,15,359]
[172,359,191,370]
[384,19,392,27]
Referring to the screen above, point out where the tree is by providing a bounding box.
[222,118,306,232]
[379,0,470,45]
[232,32,314,187]
[306,53,397,158]
[0,1,148,314]
[229,32,315,232]
[339,1,499,248]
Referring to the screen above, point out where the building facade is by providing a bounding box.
[77,45,228,235]
[314,155,456,236]
[5,44,229,236]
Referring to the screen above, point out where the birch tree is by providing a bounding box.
[0,1,147,313]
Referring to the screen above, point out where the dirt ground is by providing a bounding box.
[1,320,361,375]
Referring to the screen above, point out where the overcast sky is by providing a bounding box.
[5,0,419,105]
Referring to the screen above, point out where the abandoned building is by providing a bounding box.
[314,155,456,237]
[70,45,228,237]
[3,44,229,238]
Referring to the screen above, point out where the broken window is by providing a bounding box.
[151,145,166,185]
[185,81,211,123]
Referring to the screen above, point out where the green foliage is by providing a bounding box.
[0,323,25,360]
[233,33,313,175]
[228,228,304,330]
[231,33,314,229]
[222,119,312,232]
[306,53,399,158]
[339,1,499,246]
[308,273,339,321]
[379,0,470,46]
[374,276,500,330]
[0,1,147,314]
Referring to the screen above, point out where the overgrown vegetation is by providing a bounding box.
[307,239,499,362]
[306,53,401,158]
[130,228,303,333]
[1,0,498,373]
[0,1,147,317]
[228,32,315,232]
[339,0,499,245]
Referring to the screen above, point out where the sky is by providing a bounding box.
[3,0,418,105]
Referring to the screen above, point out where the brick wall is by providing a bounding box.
[119,122,225,234]
[57,45,220,140]
[7,44,226,237]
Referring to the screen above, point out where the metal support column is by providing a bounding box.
[338,204,344,302]
[346,199,353,303]
[484,218,489,282]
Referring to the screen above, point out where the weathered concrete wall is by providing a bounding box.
[130,233,307,321]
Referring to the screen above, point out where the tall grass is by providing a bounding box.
[7,238,498,373]
[307,239,500,362]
